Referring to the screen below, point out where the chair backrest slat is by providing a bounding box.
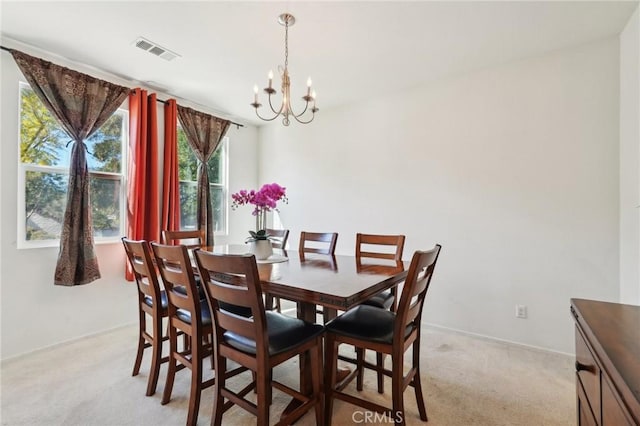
[394,245,442,339]
[122,238,162,303]
[209,279,252,307]
[151,243,201,321]
[356,233,405,262]
[266,228,290,250]
[406,300,422,324]
[194,251,269,355]
[163,229,205,250]
[217,312,257,341]
[299,231,338,255]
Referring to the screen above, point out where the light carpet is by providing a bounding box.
[1,325,574,425]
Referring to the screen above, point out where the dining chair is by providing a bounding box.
[264,228,290,311]
[357,233,406,311]
[122,238,170,397]
[299,231,338,255]
[265,228,290,249]
[194,250,325,426]
[299,231,339,320]
[324,245,442,426]
[162,229,205,249]
[150,242,215,426]
[353,233,406,393]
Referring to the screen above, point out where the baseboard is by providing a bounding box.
[1,321,136,364]
[423,322,574,357]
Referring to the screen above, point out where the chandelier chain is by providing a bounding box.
[284,19,289,70]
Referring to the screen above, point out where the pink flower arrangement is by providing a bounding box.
[231,183,288,216]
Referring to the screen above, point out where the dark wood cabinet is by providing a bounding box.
[571,299,640,426]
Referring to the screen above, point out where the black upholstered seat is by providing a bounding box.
[219,302,253,318]
[224,311,324,356]
[174,281,206,300]
[326,305,414,344]
[176,299,212,325]
[361,289,395,310]
[143,290,168,310]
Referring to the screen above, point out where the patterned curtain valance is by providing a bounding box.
[10,49,131,143]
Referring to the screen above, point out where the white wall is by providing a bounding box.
[0,43,259,359]
[619,5,640,305]
[259,38,621,354]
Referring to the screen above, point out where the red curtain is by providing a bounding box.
[162,99,180,235]
[126,88,159,280]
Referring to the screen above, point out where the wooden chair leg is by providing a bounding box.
[256,366,270,426]
[265,294,275,310]
[310,338,324,426]
[161,327,178,405]
[376,352,385,394]
[391,351,406,426]
[186,341,203,426]
[146,314,163,396]
[323,307,337,323]
[324,334,338,426]
[132,310,146,376]
[356,348,365,391]
[412,339,428,421]
[212,357,226,426]
[267,369,273,405]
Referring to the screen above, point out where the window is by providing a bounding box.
[18,83,128,248]
[177,128,228,234]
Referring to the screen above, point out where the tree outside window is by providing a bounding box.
[177,127,227,234]
[19,84,127,246]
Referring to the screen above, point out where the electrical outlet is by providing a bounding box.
[516,304,527,319]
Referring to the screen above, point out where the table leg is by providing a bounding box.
[282,301,317,419]
[297,301,316,394]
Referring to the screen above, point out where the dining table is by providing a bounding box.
[208,244,408,413]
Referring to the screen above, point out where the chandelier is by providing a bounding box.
[251,13,318,126]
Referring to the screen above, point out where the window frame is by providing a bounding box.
[17,82,129,249]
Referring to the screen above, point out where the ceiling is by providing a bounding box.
[1,1,637,126]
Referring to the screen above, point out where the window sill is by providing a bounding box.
[17,236,123,250]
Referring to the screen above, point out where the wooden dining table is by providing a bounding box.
[209,245,408,404]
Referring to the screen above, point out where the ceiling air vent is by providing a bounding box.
[133,37,180,62]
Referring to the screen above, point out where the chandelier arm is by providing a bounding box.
[254,108,282,122]
[292,102,310,118]
[290,110,316,124]
[267,92,285,116]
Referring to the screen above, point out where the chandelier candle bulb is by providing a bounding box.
[253,85,259,103]
[268,70,273,88]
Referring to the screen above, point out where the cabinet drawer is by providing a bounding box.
[576,325,601,422]
[578,376,598,426]
[602,376,634,425]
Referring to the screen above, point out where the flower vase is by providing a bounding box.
[249,239,273,260]
[256,210,267,233]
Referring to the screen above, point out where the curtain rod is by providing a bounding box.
[1,45,244,129]
[154,97,243,129]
